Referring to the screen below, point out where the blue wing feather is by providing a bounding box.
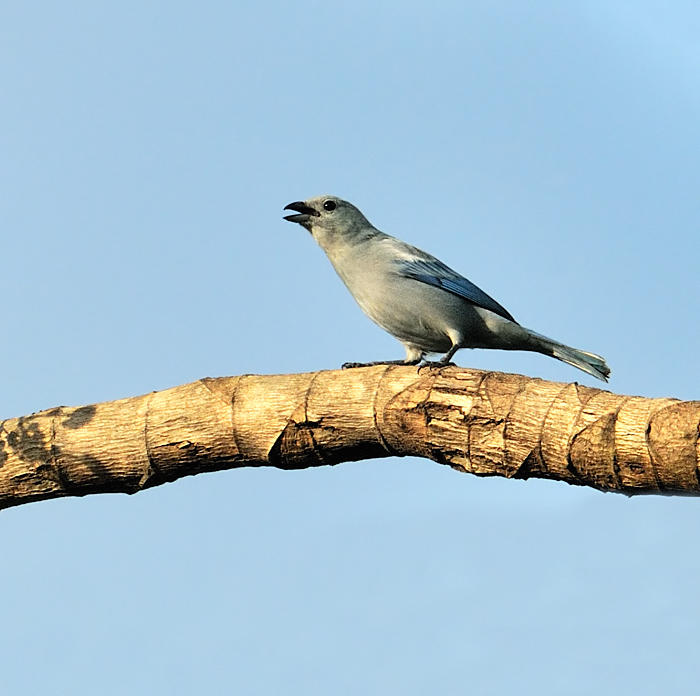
[396,256,516,323]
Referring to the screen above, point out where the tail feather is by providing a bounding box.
[527,331,611,382]
[550,343,610,382]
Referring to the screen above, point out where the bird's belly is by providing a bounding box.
[348,274,481,352]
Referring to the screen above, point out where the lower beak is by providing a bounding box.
[283,201,320,224]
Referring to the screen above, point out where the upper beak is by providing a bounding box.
[283,201,320,224]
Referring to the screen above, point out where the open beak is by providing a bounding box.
[283,201,320,225]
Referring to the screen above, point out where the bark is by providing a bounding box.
[0,366,698,510]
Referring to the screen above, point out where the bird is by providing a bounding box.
[283,195,610,382]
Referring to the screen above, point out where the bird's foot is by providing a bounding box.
[417,359,456,374]
[342,359,417,369]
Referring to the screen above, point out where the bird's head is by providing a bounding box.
[284,195,373,248]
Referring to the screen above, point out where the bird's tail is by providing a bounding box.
[526,330,611,382]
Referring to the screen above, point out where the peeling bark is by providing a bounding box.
[0,366,698,510]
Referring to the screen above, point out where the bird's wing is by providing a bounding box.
[391,242,516,322]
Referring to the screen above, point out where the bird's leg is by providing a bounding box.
[419,343,461,369]
[439,343,460,364]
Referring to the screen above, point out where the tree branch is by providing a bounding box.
[1,366,698,510]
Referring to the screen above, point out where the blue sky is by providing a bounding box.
[2,2,699,693]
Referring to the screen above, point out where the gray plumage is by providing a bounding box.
[284,195,610,382]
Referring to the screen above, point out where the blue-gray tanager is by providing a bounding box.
[284,195,610,381]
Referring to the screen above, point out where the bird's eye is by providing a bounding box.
[323,200,337,211]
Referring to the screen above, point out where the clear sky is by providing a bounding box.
[2,1,700,693]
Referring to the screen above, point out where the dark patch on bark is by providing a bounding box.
[4,417,51,464]
[511,445,543,480]
[62,405,97,429]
